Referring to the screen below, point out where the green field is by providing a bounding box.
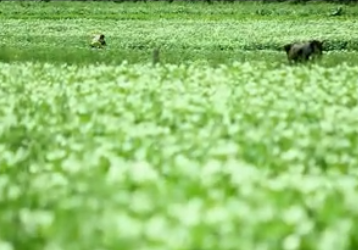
[1,1,358,250]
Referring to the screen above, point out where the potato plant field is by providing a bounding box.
[1,1,358,250]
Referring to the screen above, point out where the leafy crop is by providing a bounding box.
[2,1,358,65]
[2,18,358,50]
[1,1,358,250]
[1,61,358,250]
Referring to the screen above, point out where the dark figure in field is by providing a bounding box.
[152,47,160,65]
[90,34,106,49]
[283,40,324,63]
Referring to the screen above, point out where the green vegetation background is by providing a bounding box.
[1,2,358,250]
[1,1,358,66]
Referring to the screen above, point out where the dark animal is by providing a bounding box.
[283,40,324,63]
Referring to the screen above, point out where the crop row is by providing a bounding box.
[0,1,357,19]
[0,61,358,249]
[1,18,358,52]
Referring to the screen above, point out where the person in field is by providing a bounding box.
[283,40,324,63]
[152,47,160,65]
[90,34,106,49]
